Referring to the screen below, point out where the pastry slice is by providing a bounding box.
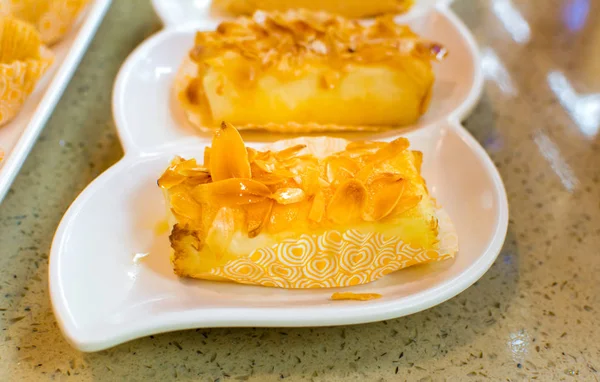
[175,10,446,133]
[158,122,457,288]
[214,0,414,18]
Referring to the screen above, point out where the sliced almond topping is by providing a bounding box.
[275,144,307,160]
[331,292,382,301]
[363,178,406,221]
[246,199,273,238]
[158,169,186,189]
[324,156,360,186]
[327,179,367,224]
[270,187,306,205]
[392,195,423,216]
[170,192,202,221]
[192,178,271,205]
[371,137,410,162]
[209,121,251,181]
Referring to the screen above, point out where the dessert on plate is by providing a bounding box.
[175,10,446,133]
[158,122,458,288]
[0,15,53,127]
[0,0,90,45]
[214,0,414,19]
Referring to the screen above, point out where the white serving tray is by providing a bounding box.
[50,1,509,352]
[0,0,112,203]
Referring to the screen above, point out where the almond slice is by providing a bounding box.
[170,192,202,221]
[327,179,367,224]
[363,177,406,221]
[192,178,271,205]
[210,121,251,181]
[270,187,306,205]
[331,292,382,301]
[246,199,273,238]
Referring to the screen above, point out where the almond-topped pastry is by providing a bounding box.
[215,0,414,18]
[158,122,458,288]
[175,10,447,133]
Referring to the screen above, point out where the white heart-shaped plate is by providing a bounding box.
[50,1,508,352]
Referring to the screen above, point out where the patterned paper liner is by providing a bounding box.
[200,209,457,288]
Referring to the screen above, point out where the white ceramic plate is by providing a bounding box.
[50,1,508,352]
[0,0,112,203]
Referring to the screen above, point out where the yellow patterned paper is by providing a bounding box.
[206,210,458,288]
[0,0,90,45]
[0,16,53,126]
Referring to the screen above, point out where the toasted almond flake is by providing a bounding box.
[192,178,271,205]
[210,121,251,181]
[392,195,423,216]
[170,192,202,220]
[327,179,367,224]
[270,187,306,205]
[363,178,405,221]
[246,199,273,238]
[331,292,382,301]
[157,169,186,189]
[275,144,307,160]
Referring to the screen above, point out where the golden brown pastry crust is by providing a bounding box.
[175,10,446,132]
[157,123,459,288]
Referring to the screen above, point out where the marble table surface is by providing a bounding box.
[1,0,599,380]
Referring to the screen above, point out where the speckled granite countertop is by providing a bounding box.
[1,0,599,380]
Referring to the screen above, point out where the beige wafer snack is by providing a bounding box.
[175,10,446,133]
[158,122,458,289]
[0,0,90,45]
[0,15,53,127]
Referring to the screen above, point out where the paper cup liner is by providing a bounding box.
[0,0,90,45]
[200,208,457,288]
[0,16,53,126]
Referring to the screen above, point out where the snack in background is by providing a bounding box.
[175,10,446,133]
[0,0,90,45]
[158,122,458,288]
[214,0,414,18]
[0,15,53,127]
